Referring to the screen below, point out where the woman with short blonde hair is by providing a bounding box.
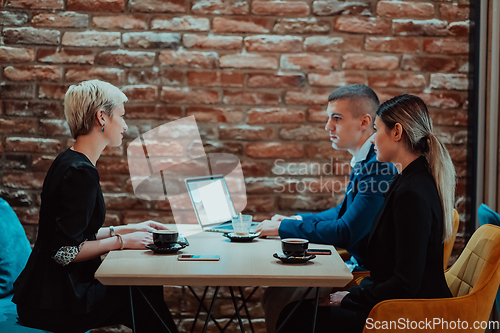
[14,80,178,332]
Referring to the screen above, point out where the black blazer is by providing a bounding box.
[342,156,452,315]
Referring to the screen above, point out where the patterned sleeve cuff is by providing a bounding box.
[52,242,85,266]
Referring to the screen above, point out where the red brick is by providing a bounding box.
[278,195,336,212]
[125,105,182,120]
[280,125,329,141]
[243,196,275,213]
[5,101,62,118]
[342,53,399,70]
[285,89,330,105]
[219,125,275,140]
[440,4,469,20]
[186,107,243,122]
[161,87,218,104]
[3,0,64,9]
[123,32,181,49]
[38,84,68,100]
[0,46,34,63]
[0,83,34,99]
[246,143,303,158]
[252,1,309,16]
[0,11,28,26]
[121,85,158,101]
[151,16,210,31]
[68,0,125,12]
[3,172,45,189]
[187,71,244,87]
[127,67,184,85]
[281,54,338,71]
[4,65,62,82]
[417,92,465,109]
[223,90,280,105]
[248,108,305,124]
[369,73,426,88]
[160,68,185,85]
[159,50,218,69]
[183,34,242,51]
[0,118,37,134]
[307,106,327,123]
[430,74,468,91]
[242,161,268,177]
[458,57,468,73]
[313,1,371,16]
[220,54,278,70]
[273,18,330,34]
[39,119,71,136]
[335,17,390,35]
[62,31,120,47]
[99,175,123,193]
[5,137,61,153]
[248,73,306,88]
[394,19,448,37]
[3,27,60,45]
[129,0,186,13]
[449,21,469,37]
[93,15,148,30]
[365,37,419,53]
[430,109,467,127]
[305,142,352,160]
[66,67,126,83]
[96,157,130,174]
[423,38,469,55]
[377,1,434,18]
[308,71,366,87]
[213,17,270,33]
[402,55,457,72]
[304,36,363,52]
[191,0,249,15]
[31,12,88,28]
[37,48,94,65]
[0,189,33,206]
[245,177,287,194]
[31,155,57,172]
[96,50,155,67]
[245,35,302,53]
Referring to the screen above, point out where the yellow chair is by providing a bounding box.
[443,209,460,269]
[362,224,500,333]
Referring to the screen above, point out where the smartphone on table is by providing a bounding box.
[177,255,220,261]
[306,249,332,255]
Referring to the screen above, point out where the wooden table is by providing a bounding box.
[95,224,353,332]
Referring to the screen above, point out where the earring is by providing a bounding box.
[102,123,105,133]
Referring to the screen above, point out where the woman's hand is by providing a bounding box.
[121,231,153,250]
[118,220,170,235]
[318,291,349,307]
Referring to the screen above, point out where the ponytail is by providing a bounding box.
[426,133,456,241]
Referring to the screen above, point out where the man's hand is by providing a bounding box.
[271,214,294,222]
[256,220,281,237]
[318,291,349,307]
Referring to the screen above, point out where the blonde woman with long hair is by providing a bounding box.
[277,94,455,333]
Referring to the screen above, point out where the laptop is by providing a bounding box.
[185,175,258,233]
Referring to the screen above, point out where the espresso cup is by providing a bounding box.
[153,230,178,248]
[281,238,309,257]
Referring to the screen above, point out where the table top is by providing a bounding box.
[95,224,353,288]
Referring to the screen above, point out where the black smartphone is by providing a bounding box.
[177,255,220,261]
[307,249,332,255]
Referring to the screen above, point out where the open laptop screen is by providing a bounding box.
[185,176,236,228]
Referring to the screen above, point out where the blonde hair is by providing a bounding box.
[64,80,128,139]
[377,94,456,241]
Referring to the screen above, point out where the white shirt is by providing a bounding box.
[350,134,375,168]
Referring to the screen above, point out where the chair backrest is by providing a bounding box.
[445,224,500,298]
[443,209,460,270]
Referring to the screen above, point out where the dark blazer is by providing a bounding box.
[342,156,452,315]
[279,145,398,268]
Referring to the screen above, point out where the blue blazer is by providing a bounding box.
[278,145,398,268]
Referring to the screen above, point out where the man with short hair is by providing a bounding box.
[257,84,398,332]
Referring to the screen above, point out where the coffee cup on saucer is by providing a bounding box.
[281,238,309,257]
[153,230,178,248]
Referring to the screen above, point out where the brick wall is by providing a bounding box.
[0,0,470,331]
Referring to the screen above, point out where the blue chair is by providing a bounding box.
[477,203,500,316]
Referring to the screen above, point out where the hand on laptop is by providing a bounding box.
[256,220,281,237]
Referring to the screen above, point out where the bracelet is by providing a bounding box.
[116,234,124,250]
[109,225,115,237]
